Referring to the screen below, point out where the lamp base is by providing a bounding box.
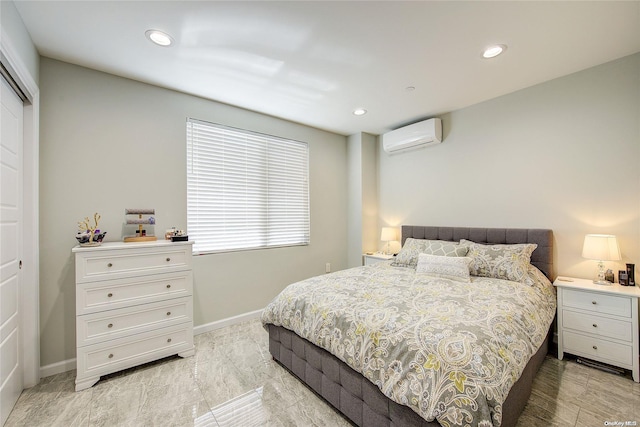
[593,260,612,286]
[383,242,390,255]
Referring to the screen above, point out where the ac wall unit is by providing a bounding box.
[382,118,442,153]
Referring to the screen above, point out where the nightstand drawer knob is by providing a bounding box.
[108,353,114,359]
[592,324,598,328]
[166,311,171,316]
[593,345,598,350]
[107,263,113,268]
[166,284,171,289]
[592,301,597,305]
[108,323,113,328]
[167,338,172,343]
[107,293,113,298]
[166,257,171,262]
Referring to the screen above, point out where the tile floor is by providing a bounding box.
[5,319,640,427]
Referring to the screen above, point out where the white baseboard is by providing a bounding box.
[39,308,264,378]
[193,308,263,335]
[40,358,76,379]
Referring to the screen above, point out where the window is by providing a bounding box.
[187,118,310,254]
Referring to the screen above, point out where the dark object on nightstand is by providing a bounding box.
[605,269,614,283]
[171,235,189,242]
[627,263,635,286]
[619,271,629,286]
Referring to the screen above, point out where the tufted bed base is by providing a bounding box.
[266,226,554,427]
[268,324,549,427]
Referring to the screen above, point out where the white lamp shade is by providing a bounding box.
[582,234,621,261]
[381,227,396,242]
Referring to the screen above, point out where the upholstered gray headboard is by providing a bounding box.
[401,225,555,281]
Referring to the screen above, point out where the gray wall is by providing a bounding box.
[39,58,348,367]
[347,132,378,268]
[347,133,363,268]
[1,0,39,83]
[361,133,378,254]
[378,53,640,279]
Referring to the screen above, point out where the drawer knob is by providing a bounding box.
[593,345,598,350]
[167,338,172,343]
[107,293,113,298]
[592,301,597,305]
[592,324,598,328]
[166,311,171,316]
[166,257,171,262]
[108,323,113,328]
[166,284,171,289]
[108,353,114,359]
[107,263,113,268]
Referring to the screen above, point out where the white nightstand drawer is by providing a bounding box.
[77,297,192,346]
[363,253,394,266]
[563,330,633,367]
[563,288,631,317]
[77,323,193,379]
[76,271,192,315]
[76,245,190,282]
[562,310,632,342]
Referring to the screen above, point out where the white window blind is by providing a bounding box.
[187,118,310,254]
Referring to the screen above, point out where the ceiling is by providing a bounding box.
[13,1,640,136]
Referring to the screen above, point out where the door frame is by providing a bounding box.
[1,27,40,388]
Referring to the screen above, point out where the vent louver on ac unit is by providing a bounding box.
[382,118,442,153]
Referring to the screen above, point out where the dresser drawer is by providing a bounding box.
[76,271,192,315]
[75,245,191,283]
[77,297,192,346]
[563,330,633,367]
[562,310,633,342]
[76,323,193,380]
[562,288,631,317]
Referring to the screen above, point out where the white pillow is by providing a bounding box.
[415,253,472,283]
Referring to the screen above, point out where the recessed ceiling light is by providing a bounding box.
[353,108,367,116]
[405,86,416,91]
[482,44,507,59]
[145,29,173,47]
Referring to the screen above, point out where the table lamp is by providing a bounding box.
[582,234,621,285]
[381,227,396,255]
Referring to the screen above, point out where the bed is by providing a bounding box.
[262,226,556,427]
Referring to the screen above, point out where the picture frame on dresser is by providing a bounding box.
[72,240,195,391]
[554,276,640,382]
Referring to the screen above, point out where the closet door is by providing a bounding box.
[0,74,24,425]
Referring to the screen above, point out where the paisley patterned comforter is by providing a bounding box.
[261,261,556,427]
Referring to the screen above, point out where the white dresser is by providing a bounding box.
[72,240,195,391]
[554,276,640,382]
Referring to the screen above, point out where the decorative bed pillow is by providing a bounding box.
[526,264,552,287]
[460,239,537,284]
[416,253,472,282]
[392,238,469,268]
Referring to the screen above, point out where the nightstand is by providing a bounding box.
[554,276,640,382]
[363,253,394,266]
